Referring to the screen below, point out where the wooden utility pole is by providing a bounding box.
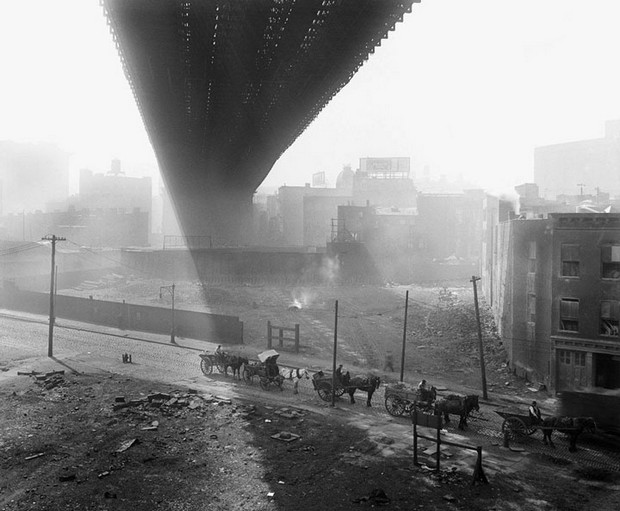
[471,276,488,400]
[400,290,409,382]
[331,300,338,407]
[42,235,65,357]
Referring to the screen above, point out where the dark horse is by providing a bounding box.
[434,394,480,430]
[541,416,596,452]
[223,355,248,379]
[417,386,438,411]
[342,374,381,407]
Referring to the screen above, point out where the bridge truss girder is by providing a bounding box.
[102,0,417,243]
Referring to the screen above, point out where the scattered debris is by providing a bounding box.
[25,453,45,460]
[116,438,140,453]
[352,488,390,505]
[274,407,305,419]
[122,353,132,364]
[271,431,300,443]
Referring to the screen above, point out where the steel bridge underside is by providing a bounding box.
[102,0,417,243]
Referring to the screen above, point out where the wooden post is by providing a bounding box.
[413,418,418,466]
[331,300,338,407]
[42,234,65,357]
[436,418,441,472]
[472,446,489,485]
[471,276,488,400]
[400,290,409,382]
[267,321,272,348]
[294,323,300,353]
[278,327,283,348]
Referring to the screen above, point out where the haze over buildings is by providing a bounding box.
[0,1,619,199]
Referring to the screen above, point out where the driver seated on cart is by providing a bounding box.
[335,364,350,385]
[335,364,344,383]
[265,357,279,378]
[528,400,542,424]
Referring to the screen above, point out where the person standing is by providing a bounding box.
[383,351,394,372]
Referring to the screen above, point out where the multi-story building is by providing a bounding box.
[278,184,351,246]
[74,163,152,219]
[275,158,416,248]
[487,213,620,392]
[416,190,485,264]
[534,120,620,199]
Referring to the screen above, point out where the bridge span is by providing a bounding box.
[102,0,418,244]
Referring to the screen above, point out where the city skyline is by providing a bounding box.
[1,1,620,199]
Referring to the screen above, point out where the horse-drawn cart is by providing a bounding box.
[199,350,229,375]
[384,382,436,417]
[495,409,595,451]
[242,350,284,391]
[311,371,381,406]
[311,371,346,402]
[495,410,539,440]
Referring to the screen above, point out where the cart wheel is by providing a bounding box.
[317,383,332,402]
[259,377,270,391]
[502,417,527,440]
[335,386,345,397]
[385,395,406,417]
[200,357,213,376]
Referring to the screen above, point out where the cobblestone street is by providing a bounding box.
[3,309,620,481]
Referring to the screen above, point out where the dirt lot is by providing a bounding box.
[2,279,620,510]
[2,367,620,511]
[63,277,526,393]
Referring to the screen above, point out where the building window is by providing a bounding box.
[558,350,571,365]
[561,244,580,277]
[601,245,620,279]
[600,300,620,337]
[560,298,579,332]
[574,352,586,367]
[529,241,537,260]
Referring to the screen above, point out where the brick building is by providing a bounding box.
[486,213,620,391]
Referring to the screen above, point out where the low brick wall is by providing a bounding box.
[0,288,243,345]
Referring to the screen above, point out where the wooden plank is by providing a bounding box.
[412,411,441,429]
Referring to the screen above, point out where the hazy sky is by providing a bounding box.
[1,0,620,197]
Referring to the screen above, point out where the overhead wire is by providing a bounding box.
[0,241,49,258]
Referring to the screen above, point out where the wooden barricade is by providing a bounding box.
[412,410,488,485]
[267,320,300,353]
